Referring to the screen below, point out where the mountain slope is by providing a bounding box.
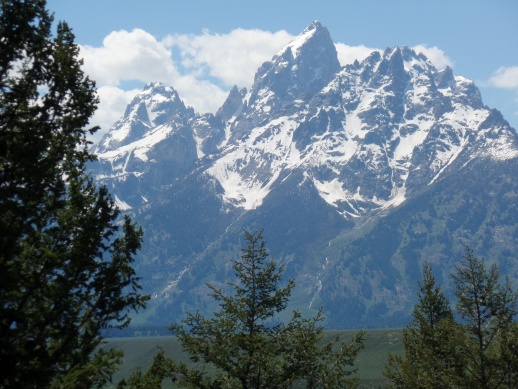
[90,21,518,328]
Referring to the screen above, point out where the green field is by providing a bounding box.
[103,329,404,388]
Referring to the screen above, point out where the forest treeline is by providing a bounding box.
[116,234,518,388]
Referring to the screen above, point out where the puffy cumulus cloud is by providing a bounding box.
[163,29,294,88]
[335,43,380,66]
[411,44,454,69]
[81,28,295,140]
[487,67,518,121]
[79,28,231,139]
[80,29,178,86]
[173,74,228,114]
[488,66,518,89]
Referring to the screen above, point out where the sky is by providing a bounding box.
[46,0,518,142]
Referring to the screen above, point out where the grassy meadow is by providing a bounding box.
[104,328,404,388]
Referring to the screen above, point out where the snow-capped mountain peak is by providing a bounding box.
[89,21,518,330]
[92,21,518,217]
[93,82,190,153]
[283,20,325,59]
[245,20,340,110]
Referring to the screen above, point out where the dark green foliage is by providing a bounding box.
[384,262,463,387]
[385,249,518,388]
[123,230,365,388]
[117,347,174,389]
[315,156,518,329]
[0,1,148,387]
[451,248,518,388]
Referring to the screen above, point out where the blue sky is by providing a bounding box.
[46,0,518,140]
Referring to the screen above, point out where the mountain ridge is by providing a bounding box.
[90,21,518,328]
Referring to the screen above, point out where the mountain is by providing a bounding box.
[90,21,518,329]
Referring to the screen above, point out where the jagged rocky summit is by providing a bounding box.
[91,21,518,328]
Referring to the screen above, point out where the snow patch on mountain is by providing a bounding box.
[208,117,300,209]
[380,185,407,210]
[483,138,518,161]
[313,178,348,206]
[393,124,430,162]
[114,195,132,210]
[476,126,518,161]
[285,21,321,59]
[99,123,173,169]
[430,135,469,184]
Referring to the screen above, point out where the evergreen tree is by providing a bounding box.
[385,249,518,388]
[385,262,463,388]
[451,247,518,388]
[0,1,148,387]
[122,230,365,388]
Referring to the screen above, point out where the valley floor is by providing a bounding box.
[103,328,404,388]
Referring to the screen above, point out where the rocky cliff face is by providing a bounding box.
[90,21,518,328]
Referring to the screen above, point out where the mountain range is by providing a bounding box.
[91,21,518,328]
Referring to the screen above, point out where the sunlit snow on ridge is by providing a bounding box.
[282,21,319,59]
[98,122,173,169]
[92,22,518,222]
[114,195,132,210]
[208,117,300,210]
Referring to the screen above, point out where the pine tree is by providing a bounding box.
[384,262,463,388]
[122,230,365,388]
[451,247,518,388]
[0,1,148,387]
[385,250,518,388]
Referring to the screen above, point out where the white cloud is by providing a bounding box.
[80,28,295,139]
[173,75,228,114]
[335,43,380,66]
[488,66,518,89]
[411,44,454,69]
[163,28,294,88]
[78,28,231,139]
[80,29,178,86]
